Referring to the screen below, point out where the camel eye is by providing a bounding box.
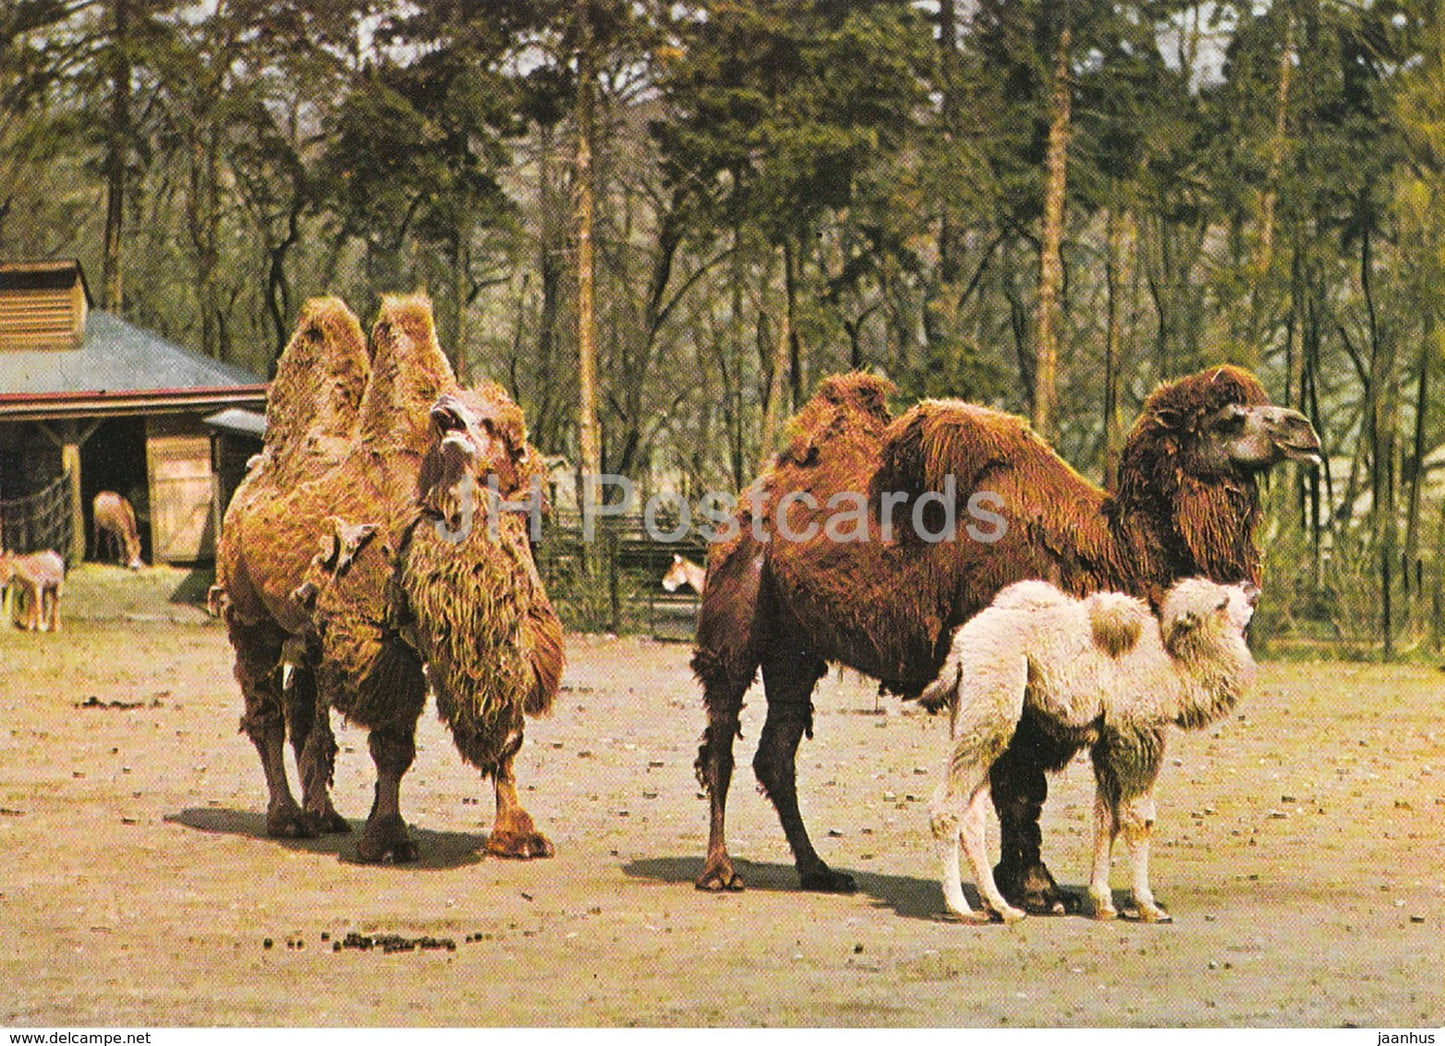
[1215,407,1247,433]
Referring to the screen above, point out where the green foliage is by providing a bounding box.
[5,0,1445,652]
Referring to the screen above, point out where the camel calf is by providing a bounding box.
[923,577,1258,924]
[93,491,143,569]
[1,550,65,631]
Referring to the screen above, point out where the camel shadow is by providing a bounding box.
[166,807,485,871]
[621,856,950,922]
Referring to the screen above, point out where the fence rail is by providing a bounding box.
[0,472,73,562]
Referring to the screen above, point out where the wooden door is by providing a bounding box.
[146,417,215,562]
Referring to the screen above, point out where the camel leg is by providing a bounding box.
[990,713,1073,914]
[230,618,311,838]
[1121,793,1169,922]
[1087,787,1121,920]
[960,784,1025,923]
[754,650,847,892]
[356,720,419,864]
[694,673,748,891]
[288,666,350,835]
[485,744,554,859]
[932,766,988,923]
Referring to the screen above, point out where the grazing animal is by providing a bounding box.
[2,550,65,631]
[662,554,706,594]
[92,492,143,569]
[923,577,1258,924]
[692,366,1319,907]
[217,295,562,863]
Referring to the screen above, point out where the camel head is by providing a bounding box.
[419,383,532,514]
[1126,365,1322,481]
[1160,576,1259,728]
[1162,576,1258,651]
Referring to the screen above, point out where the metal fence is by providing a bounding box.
[0,472,73,562]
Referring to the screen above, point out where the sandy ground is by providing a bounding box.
[0,565,1441,1027]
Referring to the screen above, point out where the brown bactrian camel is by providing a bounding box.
[92,492,143,569]
[692,366,1320,910]
[218,294,562,863]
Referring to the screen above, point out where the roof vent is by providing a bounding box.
[0,259,90,351]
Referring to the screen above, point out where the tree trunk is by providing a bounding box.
[1102,203,1127,490]
[758,242,793,470]
[103,0,131,313]
[1245,12,1295,365]
[575,0,602,535]
[1034,23,1070,439]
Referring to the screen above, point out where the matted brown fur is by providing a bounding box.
[691,363,1318,898]
[216,293,562,857]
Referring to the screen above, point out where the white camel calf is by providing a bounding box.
[922,577,1258,924]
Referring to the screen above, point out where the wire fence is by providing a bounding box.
[0,471,73,562]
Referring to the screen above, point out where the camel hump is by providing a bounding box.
[873,399,1049,498]
[265,297,369,458]
[779,372,896,467]
[358,293,458,450]
[1086,591,1150,658]
[813,372,895,420]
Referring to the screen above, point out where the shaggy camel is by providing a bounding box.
[923,578,1258,924]
[2,550,64,631]
[662,554,706,594]
[692,366,1319,908]
[218,295,562,863]
[92,492,143,569]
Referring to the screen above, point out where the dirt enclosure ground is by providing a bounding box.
[1,565,1441,1027]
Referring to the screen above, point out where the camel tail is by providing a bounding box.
[918,646,963,715]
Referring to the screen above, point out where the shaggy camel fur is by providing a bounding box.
[92,492,142,569]
[1,550,64,631]
[217,296,371,840]
[923,578,1257,924]
[692,366,1318,907]
[218,295,562,863]
[662,554,706,594]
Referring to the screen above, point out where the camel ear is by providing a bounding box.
[1152,406,1185,430]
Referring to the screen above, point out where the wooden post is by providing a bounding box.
[37,419,99,564]
[62,430,84,563]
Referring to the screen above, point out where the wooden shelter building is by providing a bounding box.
[0,260,266,564]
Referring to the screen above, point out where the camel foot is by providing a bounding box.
[798,866,857,894]
[992,905,1028,925]
[266,802,319,840]
[355,813,418,864]
[945,907,994,925]
[996,858,1067,915]
[485,828,554,860]
[695,858,745,892]
[1136,903,1172,924]
[302,808,352,835]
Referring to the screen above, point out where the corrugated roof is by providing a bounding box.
[203,407,267,438]
[0,310,263,396]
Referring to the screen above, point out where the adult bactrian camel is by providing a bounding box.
[692,366,1320,910]
[218,295,562,862]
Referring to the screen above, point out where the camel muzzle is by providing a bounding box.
[1262,407,1322,466]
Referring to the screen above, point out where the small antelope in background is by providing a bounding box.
[92,491,143,569]
[1,549,65,631]
[661,554,706,594]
